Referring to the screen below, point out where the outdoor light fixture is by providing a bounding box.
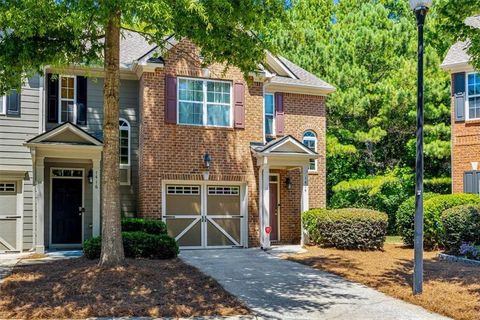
[88,169,93,184]
[472,162,479,171]
[285,177,292,190]
[202,67,210,78]
[203,152,211,169]
[411,0,432,296]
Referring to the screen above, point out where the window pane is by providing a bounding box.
[179,79,203,102]
[265,115,274,135]
[207,104,230,126]
[309,159,316,171]
[61,101,75,122]
[179,102,203,125]
[469,97,480,119]
[207,82,230,104]
[265,94,274,114]
[6,90,20,114]
[61,77,75,99]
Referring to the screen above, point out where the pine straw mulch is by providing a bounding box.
[286,243,480,320]
[0,257,250,319]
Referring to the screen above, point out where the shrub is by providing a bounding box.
[303,208,388,250]
[441,205,480,253]
[83,232,179,259]
[459,243,480,260]
[396,194,480,249]
[424,177,452,194]
[329,169,413,234]
[121,218,167,235]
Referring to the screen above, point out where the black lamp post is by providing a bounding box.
[410,0,432,296]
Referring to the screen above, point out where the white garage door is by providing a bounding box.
[0,182,22,252]
[164,184,245,248]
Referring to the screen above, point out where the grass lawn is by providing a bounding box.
[286,243,480,320]
[0,257,249,319]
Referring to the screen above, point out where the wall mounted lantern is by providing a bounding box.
[88,169,93,184]
[472,162,478,171]
[203,152,211,181]
[285,177,292,190]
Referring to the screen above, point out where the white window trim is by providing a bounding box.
[466,72,480,121]
[264,92,276,140]
[0,95,5,115]
[58,75,77,124]
[119,118,131,186]
[303,130,318,172]
[177,77,233,128]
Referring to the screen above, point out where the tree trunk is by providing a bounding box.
[99,9,125,267]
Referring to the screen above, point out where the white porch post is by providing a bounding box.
[35,157,45,253]
[300,164,309,246]
[92,158,101,237]
[259,157,270,249]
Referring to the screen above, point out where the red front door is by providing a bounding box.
[269,182,279,241]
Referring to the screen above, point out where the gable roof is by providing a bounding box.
[441,15,480,71]
[26,122,103,146]
[251,135,318,158]
[119,29,157,68]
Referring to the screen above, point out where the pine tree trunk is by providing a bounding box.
[99,10,125,267]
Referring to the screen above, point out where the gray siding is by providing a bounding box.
[0,75,41,250]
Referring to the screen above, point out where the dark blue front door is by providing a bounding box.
[51,179,82,244]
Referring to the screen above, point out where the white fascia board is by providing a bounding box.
[440,61,475,73]
[46,65,138,80]
[265,52,298,79]
[265,82,335,96]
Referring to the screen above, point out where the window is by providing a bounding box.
[264,93,275,138]
[207,186,240,195]
[178,78,232,127]
[119,119,131,185]
[303,130,317,171]
[467,73,480,120]
[0,183,15,193]
[0,90,21,116]
[60,76,76,123]
[167,185,200,195]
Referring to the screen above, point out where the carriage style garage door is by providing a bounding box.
[0,182,22,252]
[163,183,246,248]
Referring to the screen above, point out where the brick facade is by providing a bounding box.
[138,39,326,246]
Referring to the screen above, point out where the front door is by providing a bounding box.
[269,181,279,241]
[51,178,83,244]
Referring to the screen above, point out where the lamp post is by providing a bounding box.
[410,0,432,295]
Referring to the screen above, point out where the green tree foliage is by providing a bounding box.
[269,0,451,207]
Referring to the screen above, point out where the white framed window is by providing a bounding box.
[177,77,232,127]
[0,182,16,193]
[264,93,275,139]
[207,186,240,195]
[0,90,21,116]
[303,130,317,172]
[119,119,131,186]
[0,95,5,115]
[59,75,76,123]
[467,72,480,120]
[167,185,200,195]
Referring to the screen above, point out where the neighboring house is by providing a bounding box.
[441,16,480,195]
[0,29,334,253]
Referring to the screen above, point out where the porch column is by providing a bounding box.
[35,157,45,253]
[300,164,309,246]
[92,158,101,237]
[259,157,270,249]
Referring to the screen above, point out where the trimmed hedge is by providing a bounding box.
[303,208,388,250]
[83,232,179,260]
[424,177,451,194]
[441,205,480,254]
[121,218,167,235]
[396,194,480,249]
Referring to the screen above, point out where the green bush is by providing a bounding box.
[83,232,179,260]
[303,208,388,250]
[121,218,167,235]
[441,205,480,254]
[424,177,452,194]
[396,193,480,249]
[329,169,413,234]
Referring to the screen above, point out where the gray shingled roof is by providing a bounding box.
[442,16,480,68]
[270,56,335,91]
[119,29,333,91]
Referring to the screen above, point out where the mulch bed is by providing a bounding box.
[0,257,250,319]
[287,244,480,320]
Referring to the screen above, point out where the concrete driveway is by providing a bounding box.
[181,249,449,320]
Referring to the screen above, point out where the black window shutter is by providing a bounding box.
[76,76,87,125]
[453,72,466,122]
[6,90,20,116]
[47,74,59,123]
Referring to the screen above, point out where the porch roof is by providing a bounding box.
[25,122,103,147]
[251,135,318,158]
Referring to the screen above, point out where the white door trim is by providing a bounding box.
[49,167,84,248]
[269,173,281,242]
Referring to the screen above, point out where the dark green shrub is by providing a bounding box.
[121,218,167,235]
[303,208,388,250]
[83,232,179,259]
[83,236,101,259]
[329,169,413,234]
[396,194,480,249]
[424,177,452,194]
[441,205,480,254]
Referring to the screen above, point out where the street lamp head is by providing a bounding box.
[409,0,432,10]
